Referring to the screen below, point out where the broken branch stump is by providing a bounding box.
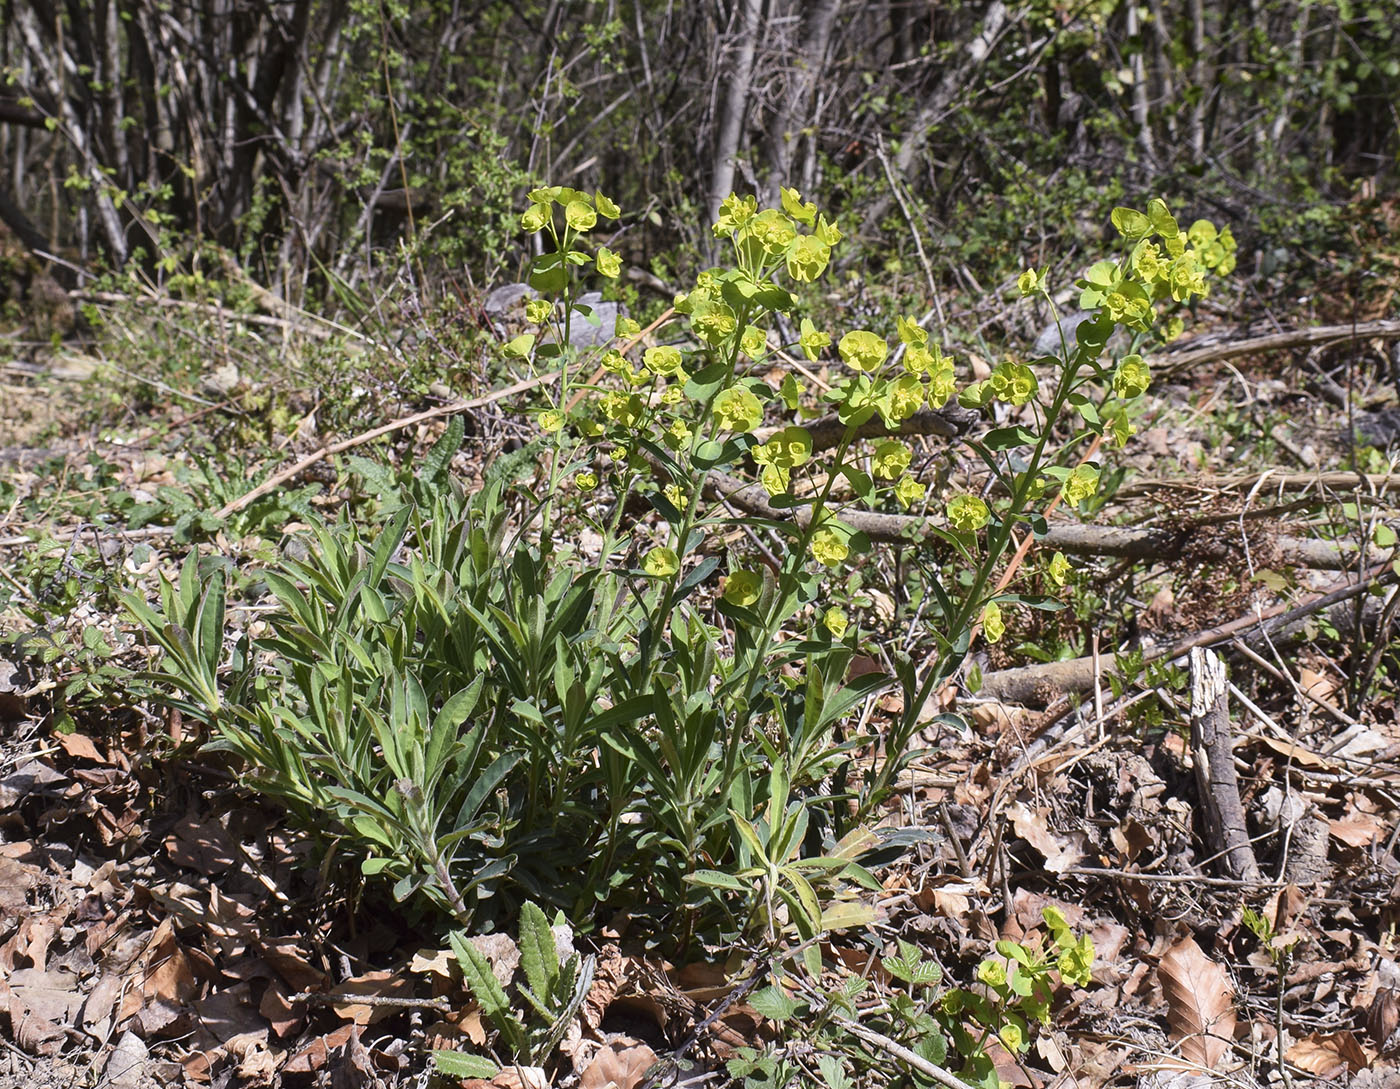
[1190,647,1261,883]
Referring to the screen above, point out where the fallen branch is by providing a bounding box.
[1117,469,1400,499]
[75,289,359,342]
[218,308,678,520]
[707,469,1364,569]
[214,372,559,519]
[826,1016,980,1089]
[978,560,1396,704]
[753,405,976,451]
[1153,319,1400,377]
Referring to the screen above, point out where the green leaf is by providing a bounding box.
[449,931,529,1054]
[684,361,730,402]
[982,425,1038,450]
[433,1050,499,1079]
[685,868,749,891]
[528,251,567,293]
[518,901,560,1004]
[749,984,801,1022]
[817,1054,852,1089]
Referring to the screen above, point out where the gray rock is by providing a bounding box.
[483,282,538,317]
[562,297,625,350]
[1032,309,1095,358]
[486,282,628,351]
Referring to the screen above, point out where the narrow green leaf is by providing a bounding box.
[518,901,559,1003]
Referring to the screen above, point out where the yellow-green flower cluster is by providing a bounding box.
[1112,354,1150,399]
[713,387,764,433]
[1081,198,1235,333]
[518,187,621,281]
[752,425,812,496]
[643,345,685,378]
[988,362,1038,406]
[1059,465,1099,506]
[871,440,911,481]
[810,527,849,567]
[643,546,679,577]
[798,317,830,361]
[947,494,990,532]
[711,188,842,286]
[981,602,1006,644]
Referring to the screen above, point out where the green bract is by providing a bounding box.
[872,440,911,481]
[691,302,737,346]
[1061,465,1099,505]
[1112,355,1151,399]
[896,314,928,347]
[823,606,848,638]
[810,527,849,567]
[981,602,1005,643]
[928,355,956,406]
[644,346,683,376]
[520,202,550,232]
[894,476,926,509]
[504,333,535,358]
[748,208,797,256]
[755,426,812,468]
[714,193,757,236]
[565,199,596,231]
[946,494,990,532]
[779,186,817,225]
[594,246,621,277]
[740,325,768,357]
[798,318,830,361]
[724,569,762,607]
[594,192,620,219]
[989,362,1038,406]
[713,387,763,432]
[1110,206,1151,239]
[838,330,888,372]
[643,546,679,577]
[785,234,830,282]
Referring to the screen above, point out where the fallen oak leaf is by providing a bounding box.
[1157,936,1236,1070]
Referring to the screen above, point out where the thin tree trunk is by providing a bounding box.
[861,1,1013,235]
[1126,1,1155,161]
[706,0,764,229]
[765,0,840,206]
[15,4,128,261]
[1188,0,1207,159]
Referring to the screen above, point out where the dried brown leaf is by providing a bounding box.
[1007,802,1086,874]
[57,732,105,762]
[1330,819,1382,848]
[1285,1031,1372,1078]
[284,1024,355,1075]
[1157,936,1236,1070]
[579,1042,658,1089]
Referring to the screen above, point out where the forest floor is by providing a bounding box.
[2,263,1400,1089]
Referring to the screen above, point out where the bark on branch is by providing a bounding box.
[1154,319,1400,376]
